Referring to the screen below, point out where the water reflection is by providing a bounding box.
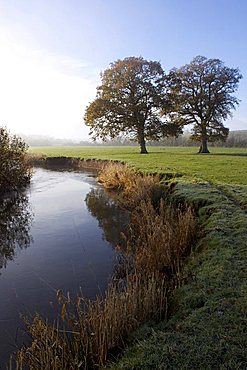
[0,170,129,367]
[0,192,32,269]
[85,187,129,248]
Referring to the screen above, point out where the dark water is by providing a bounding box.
[0,168,128,367]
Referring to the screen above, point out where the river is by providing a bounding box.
[0,168,128,367]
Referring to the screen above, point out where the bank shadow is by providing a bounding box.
[209,152,247,157]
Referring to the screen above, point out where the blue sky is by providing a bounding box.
[0,0,246,139]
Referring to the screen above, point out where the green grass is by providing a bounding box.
[29,146,247,185]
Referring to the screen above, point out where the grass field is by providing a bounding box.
[29,146,247,185]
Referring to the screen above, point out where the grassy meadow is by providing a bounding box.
[29,146,247,185]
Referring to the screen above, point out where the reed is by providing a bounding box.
[15,272,167,370]
[98,163,163,209]
[126,199,196,280]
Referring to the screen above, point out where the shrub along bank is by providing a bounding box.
[0,127,31,195]
[109,180,247,369]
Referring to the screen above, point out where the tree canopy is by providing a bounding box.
[163,56,242,153]
[84,57,180,153]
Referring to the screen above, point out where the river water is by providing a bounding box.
[0,168,128,367]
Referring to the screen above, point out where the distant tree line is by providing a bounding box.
[222,130,247,147]
[21,134,80,147]
[81,130,247,148]
[22,130,247,148]
[89,130,247,148]
[149,130,247,148]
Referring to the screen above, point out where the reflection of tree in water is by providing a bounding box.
[0,193,33,269]
[85,187,129,248]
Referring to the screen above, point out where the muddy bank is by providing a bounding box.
[28,155,183,181]
[28,155,124,171]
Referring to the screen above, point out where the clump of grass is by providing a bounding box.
[98,163,139,191]
[98,163,164,209]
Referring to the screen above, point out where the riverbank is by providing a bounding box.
[28,154,122,171]
[109,180,247,369]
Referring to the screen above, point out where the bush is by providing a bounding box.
[0,127,31,194]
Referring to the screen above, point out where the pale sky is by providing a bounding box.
[0,0,246,140]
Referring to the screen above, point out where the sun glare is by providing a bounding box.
[0,37,96,139]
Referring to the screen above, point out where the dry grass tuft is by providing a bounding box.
[98,163,137,191]
[98,163,163,209]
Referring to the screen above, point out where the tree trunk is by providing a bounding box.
[136,118,148,154]
[139,136,148,154]
[199,137,210,153]
[199,125,210,153]
[137,126,148,154]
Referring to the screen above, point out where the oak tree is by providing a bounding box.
[164,56,242,153]
[84,57,180,153]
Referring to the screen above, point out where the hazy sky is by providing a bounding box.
[0,0,246,140]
